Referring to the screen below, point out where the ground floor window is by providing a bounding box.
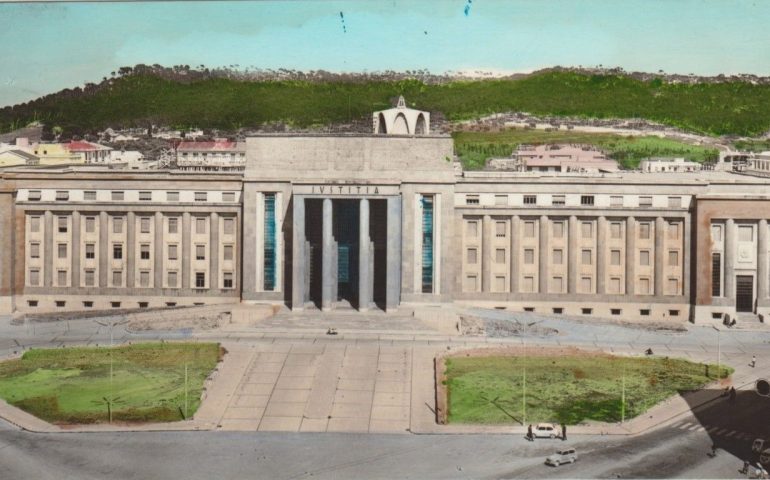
[421,194,434,294]
[264,193,276,291]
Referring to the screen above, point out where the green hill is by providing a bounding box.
[2,70,770,137]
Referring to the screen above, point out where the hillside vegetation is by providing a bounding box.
[2,70,770,137]
[454,129,719,170]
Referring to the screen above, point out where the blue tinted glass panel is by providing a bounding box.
[263,193,276,291]
[421,195,433,293]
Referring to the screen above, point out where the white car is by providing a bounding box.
[545,448,578,466]
[533,423,562,439]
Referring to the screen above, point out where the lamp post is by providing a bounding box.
[95,317,129,423]
[711,325,721,382]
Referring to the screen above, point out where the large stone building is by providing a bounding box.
[1,133,770,325]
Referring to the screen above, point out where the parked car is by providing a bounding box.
[533,423,561,439]
[545,448,578,467]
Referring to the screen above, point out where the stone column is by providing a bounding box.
[182,212,191,289]
[321,198,334,311]
[44,211,53,288]
[683,216,692,299]
[71,211,81,287]
[539,215,548,294]
[358,198,372,311]
[386,196,402,311]
[482,215,492,292]
[759,219,768,301]
[126,211,135,288]
[510,215,520,293]
[154,213,163,288]
[654,217,665,296]
[568,215,578,294]
[99,212,108,287]
[291,197,306,311]
[725,219,736,301]
[626,217,636,296]
[210,212,219,290]
[596,216,607,295]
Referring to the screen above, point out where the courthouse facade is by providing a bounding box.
[1,134,770,324]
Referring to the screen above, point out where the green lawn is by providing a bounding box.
[453,128,719,170]
[443,354,731,425]
[0,342,222,424]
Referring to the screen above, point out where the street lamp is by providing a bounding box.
[94,317,129,422]
[711,325,721,382]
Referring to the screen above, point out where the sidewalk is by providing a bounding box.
[0,311,768,438]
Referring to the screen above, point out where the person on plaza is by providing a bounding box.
[751,355,756,368]
[741,459,750,474]
[561,423,567,441]
[711,444,718,457]
[729,386,737,402]
[527,424,533,441]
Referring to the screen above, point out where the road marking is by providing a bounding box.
[707,426,720,433]
[726,430,737,437]
[670,421,685,429]
[688,424,701,431]
[735,433,746,440]
[695,426,705,432]
[715,428,728,435]
[677,422,692,430]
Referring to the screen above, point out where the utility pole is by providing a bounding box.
[95,317,129,423]
[184,362,189,419]
[621,363,626,423]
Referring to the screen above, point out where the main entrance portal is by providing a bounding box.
[294,196,398,312]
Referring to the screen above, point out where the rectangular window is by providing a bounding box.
[668,250,679,266]
[495,248,506,264]
[667,278,679,295]
[553,308,564,315]
[668,196,682,208]
[582,308,593,315]
[640,309,651,316]
[140,244,150,260]
[611,308,622,315]
[524,221,535,238]
[610,196,623,207]
[524,248,535,264]
[552,249,563,265]
[610,222,622,239]
[83,301,93,308]
[57,243,67,259]
[667,222,680,240]
[168,244,178,260]
[494,195,507,206]
[139,271,150,287]
[140,217,151,233]
[30,216,40,232]
[223,192,235,202]
[55,300,66,308]
[639,196,653,207]
[112,270,122,286]
[224,218,235,235]
[581,276,592,293]
[223,245,234,261]
[29,269,40,286]
[139,191,152,201]
[580,195,594,206]
[711,224,722,242]
[113,244,123,260]
[610,277,622,294]
[113,217,123,234]
[639,278,651,294]
[85,216,95,233]
[223,272,234,289]
[195,217,206,234]
[466,195,479,205]
[195,245,205,260]
[466,220,478,237]
[28,190,41,201]
[168,217,178,234]
[582,249,592,265]
[30,242,40,258]
[194,192,207,202]
[168,271,178,288]
[552,221,564,238]
[669,309,680,316]
[552,195,565,206]
[84,191,96,201]
[581,221,593,238]
[523,195,537,205]
[195,272,206,288]
[464,275,477,292]
[57,270,67,286]
[139,302,149,308]
[111,191,124,201]
[166,191,179,202]
[58,216,68,233]
[640,250,650,266]
[522,276,534,293]
[739,225,753,242]
[467,248,478,264]
[495,221,506,237]
[56,190,69,201]
[494,276,505,292]
[712,252,722,297]
[111,302,121,308]
[610,249,621,265]
[85,269,95,287]
[420,194,434,294]
[551,276,563,293]
[639,222,651,239]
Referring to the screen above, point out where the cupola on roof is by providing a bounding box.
[372,96,430,135]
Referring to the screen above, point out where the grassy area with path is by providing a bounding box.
[0,342,222,424]
[442,352,732,425]
[453,128,719,170]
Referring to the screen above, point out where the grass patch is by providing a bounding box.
[453,128,719,170]
[0,342,222,424]
[443,354,732,425]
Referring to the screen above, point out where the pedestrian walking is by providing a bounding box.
[751,355,756,368]
[741,459,750,474]
[711,444,718,457]
[561,423,567,441]
[730,386,737,402]
[527,424,533,442]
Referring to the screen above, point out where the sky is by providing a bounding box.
[1,0,769,107]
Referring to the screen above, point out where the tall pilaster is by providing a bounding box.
[482,215,492,292]
[321,198,334,311]
[71,211,81,287]
[725,218,736,301]
[759,219,768,301]
[126,211,135,288]
[43,211,53,288]
[510,215,520,293]
[654,216,665,296]
[596,216,607,294]
[154,212,163,288]
[182,212,191,289]
[99,212,108,287]
[568,215,578,294]
[538,215,548,294]
[683,216,692,299]
[625,216,636,295]
[210,212,219,289]
[292,197,306,310]
[359,198,372,311]
[386,196,402,311]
